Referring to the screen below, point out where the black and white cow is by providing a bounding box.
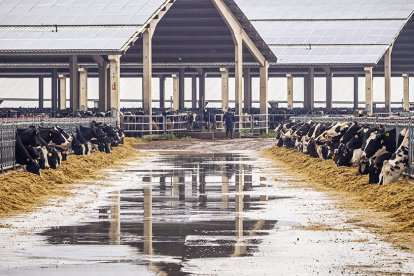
[15,134,41,175]
[379,129,410,185]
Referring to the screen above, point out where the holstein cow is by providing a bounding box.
[15,134,41,175]
[79,125,112,154]
[17,126,51,170]
[379,129,410,185]
[360,128,398,183]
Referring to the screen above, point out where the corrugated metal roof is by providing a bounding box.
[234,0,414,65]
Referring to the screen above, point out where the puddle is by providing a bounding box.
[2,151,414,276]
[39,153,282,275]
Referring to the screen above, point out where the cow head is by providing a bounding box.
[26,160,41,176]
[47,127,70,147]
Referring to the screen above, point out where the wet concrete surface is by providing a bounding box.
[1,142,414,275]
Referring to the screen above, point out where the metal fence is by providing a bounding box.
[122,114,190,136]
[0,117,117,172]
[290,115,414,178]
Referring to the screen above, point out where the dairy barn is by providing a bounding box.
[1,0,414,275]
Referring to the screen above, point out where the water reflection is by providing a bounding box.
[41,152,279,275]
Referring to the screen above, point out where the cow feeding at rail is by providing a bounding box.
[274,120,410,185]
[15,122,125,175]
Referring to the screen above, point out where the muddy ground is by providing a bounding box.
[1,138,414,275]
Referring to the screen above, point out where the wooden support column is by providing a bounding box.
[244,68,252,113]
[69,55,79,112]
[99,63,108,112]
[51,69,58,111]
[191,75,197,109]
[179,68,185,110]
[106,67,111,111]
[235,30,243,116]
[384,46,393,114]
[221,68,229,112]
[287,74,294,110]
[142,28,153,122]
[326,68,333,110]
[58,74,67,110]
[108,55,121,119]
[78,68,88,112]
[304,67,315,110]
[354,75,359,110]
[93,55,108,112]
[403,73,410,112]
[365,67,374,116]
[199,72,206,111]
[38,77,44,109]
[172,74,179,111]
[159,75,166,109]
[260,61,269,134]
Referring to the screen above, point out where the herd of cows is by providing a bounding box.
[274,120,410,185]
[15,122,125,175]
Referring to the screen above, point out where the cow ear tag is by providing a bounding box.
[385,133,390,137]
[354,135,359,138]
[50,132,52,136]
[48,153,52,157]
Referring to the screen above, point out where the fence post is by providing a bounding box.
[163,116,167,135]
[251,115,254,134]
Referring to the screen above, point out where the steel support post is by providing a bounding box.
[78,68,88,112]
[221,68,229,112]
[69,55,79,112]
[260,61,269,134]
[244,68,252,114]
[403,73,410,112]
[58,74,67,110]
[365,67,374,116]
[287,74,294,110]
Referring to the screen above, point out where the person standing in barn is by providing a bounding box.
[223,108,235,139]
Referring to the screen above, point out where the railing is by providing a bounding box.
[289,115,414,179]
[122,114,190,136]
[0,117,117,173]
[214,114,269,134]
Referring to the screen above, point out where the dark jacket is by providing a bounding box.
[223,112,235,129]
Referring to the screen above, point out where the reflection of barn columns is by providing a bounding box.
[38,77,44,109]
[325,68,333,110]
[58,74,66,110]
[364,67,374,116]
[179,68,185,110]
[354,75,359,110]
[221,68,229,112]
[172,74,179,110]
[159,75,166,109]
[233,168,244,257]
[221,175,229,210]
[78,68,88,112]
[143,185,153,255]
[108,55,121,119]
[192,76,197,109]
[244,68,252,113]
[109,190,121,245]
[260,61,269,133]
[304,67,314,110]
[51,69,58,111]
[287,74,294,110]
[69,55,79,112]
[384,46,393,114]
[403,73,410,112]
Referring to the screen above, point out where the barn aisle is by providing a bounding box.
[1,139,413,275]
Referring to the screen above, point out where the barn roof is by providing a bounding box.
[233,0,414,66]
